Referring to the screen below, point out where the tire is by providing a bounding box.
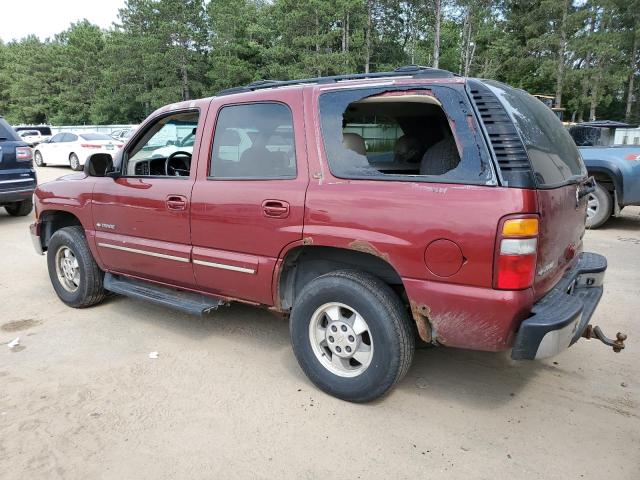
[47,226,106,308]
[34,150,45,167]
[290,270,414,403]
[4,197,33,216]
[586,183,613,229]
[69,153,82,171]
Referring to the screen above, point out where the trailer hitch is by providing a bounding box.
[582,325,627,353]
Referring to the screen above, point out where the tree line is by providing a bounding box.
[0,0,638,126]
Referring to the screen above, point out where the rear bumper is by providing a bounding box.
[511,252,606,360]
[0,186,35,203]
[0,171,37,203]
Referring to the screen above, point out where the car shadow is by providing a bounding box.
[599,214,640,232]
[104,294,549,407]
[103,294,291,348]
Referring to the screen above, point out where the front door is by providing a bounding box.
[91,110,202,287]
[190,93,308,305]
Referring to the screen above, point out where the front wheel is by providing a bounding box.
[69,153,82,171]
[5,198,33,216]
[47,226,106,308]
[586,183,613,229]
[290,270,414,402]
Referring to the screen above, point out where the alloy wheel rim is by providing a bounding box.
[586,192,599,220]
[70,155,79,169]
[55,246,80,292]
[308,302,374,378]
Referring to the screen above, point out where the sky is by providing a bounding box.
[0,0,125,42]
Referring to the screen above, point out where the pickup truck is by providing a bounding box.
[569,121,640,228]
[29,67,625,402]
[0,117,36,216]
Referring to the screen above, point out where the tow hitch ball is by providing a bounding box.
[582,325,627,353]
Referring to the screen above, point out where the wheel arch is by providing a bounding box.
[585,162,624,201]
[275,244,431,342]
[39,210,83,251]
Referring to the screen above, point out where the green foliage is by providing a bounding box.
[0,0,637,124]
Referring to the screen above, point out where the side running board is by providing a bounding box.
[104,273,225,315]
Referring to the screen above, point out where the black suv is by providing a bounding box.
[0,117,36,216]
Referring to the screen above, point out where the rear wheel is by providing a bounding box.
[290,270,414,402]
[47,226,106,308]
[34,150,45,167]
[586,183,613,229]
[4,198,33,216]
[69,153,82,171]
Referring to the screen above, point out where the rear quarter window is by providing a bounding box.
[484,81,586,188]
[318,85,494,185]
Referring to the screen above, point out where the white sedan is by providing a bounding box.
[34,132,123,171]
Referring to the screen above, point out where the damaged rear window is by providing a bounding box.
[318,86,493,185]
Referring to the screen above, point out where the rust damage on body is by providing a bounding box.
[348,240,390,262]
[410,301,433,343]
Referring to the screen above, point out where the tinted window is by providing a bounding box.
[0,118,20,142]
[210,103,296,179]
[81,133,112,141]
[50,133,65,143]
[62,133,78,142]
[485,81,586,188]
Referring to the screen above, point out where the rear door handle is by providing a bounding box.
[262,200,290,218]
[166,195,188,211]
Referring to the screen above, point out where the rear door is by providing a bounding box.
[483,81,588,298]
[91,110,202,287]
[41,133,65,165]
[61,133,78,165]
[190,91,308,305]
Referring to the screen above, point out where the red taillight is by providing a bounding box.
[494,218,539,290]
[81,143,101,149]
[495,253,537,289]
[15,146,33,161]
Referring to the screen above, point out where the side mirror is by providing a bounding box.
[85,153,116,177]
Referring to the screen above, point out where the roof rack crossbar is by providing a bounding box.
[216,65,455,96]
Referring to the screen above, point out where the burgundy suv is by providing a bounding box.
[30,66,623,402]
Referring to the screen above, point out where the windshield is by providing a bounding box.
[80,133,112,141]
[485,80,586,188]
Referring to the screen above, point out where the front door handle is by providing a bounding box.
[262,200,290,218]
[166,195,188,211]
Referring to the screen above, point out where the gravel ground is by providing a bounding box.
[1,165,638,479]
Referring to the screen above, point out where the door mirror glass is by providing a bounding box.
[85,153,115,177]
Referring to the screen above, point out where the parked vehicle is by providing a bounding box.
[568,121,640,228]
[18,129,47,146]
[30,66,624,402]
[14,125,52,139]
[34,132,123,171]
[0,117,36,216]
[110,127,136,142]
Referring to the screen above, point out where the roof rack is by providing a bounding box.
[216,65,456,96]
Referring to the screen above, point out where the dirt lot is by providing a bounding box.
[1,165,639,479]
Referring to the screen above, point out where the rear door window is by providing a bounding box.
[210,103,297,179]
[484,81,586,188]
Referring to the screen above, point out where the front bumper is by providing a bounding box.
[30,221,44,255]
[511,252,606,360]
